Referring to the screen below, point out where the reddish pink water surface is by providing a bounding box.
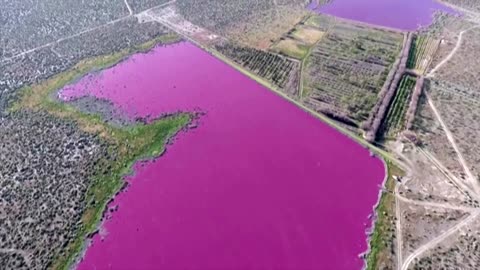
[309,0,456,30]
[61,42,385,270]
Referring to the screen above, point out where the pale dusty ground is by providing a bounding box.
[399,201,469,257]
[411,212,480,269]
[385,8,480,270]
[137,5,224,46]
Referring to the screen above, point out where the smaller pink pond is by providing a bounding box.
[309,0,456,30]
[61,42,385,269]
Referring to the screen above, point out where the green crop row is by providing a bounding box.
[407,35,435,71]
[216,43,296,89]
[381,75,416,138]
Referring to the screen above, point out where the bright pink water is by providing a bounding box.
[61,42,385,270]
[309,0,456,30]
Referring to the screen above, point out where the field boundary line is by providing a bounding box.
[298,16,337,99]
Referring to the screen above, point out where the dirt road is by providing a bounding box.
[400,210,480,270]
[428,25,479,76]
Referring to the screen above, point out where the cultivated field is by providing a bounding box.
[379,75,416,139]
[270,16,328,60]
[407,35,440,75]
[271,38,310,59]
[303,21,403,125]
[304,14,337,31]
[215,42,301,96]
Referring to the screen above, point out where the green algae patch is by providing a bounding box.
[11,34,191,270]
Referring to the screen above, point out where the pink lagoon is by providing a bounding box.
[60,42,385,269]
[309,0,456,30]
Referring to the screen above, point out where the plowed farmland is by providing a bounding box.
[303,21,403,125]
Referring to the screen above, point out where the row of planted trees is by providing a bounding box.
[363,33,413,142]
[215,43,296,89]
[363,32,429,143]
[405,76,425,130]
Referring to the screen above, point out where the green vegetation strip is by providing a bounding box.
[366,161,403,270]
[407,36,418,69]
[383,75,416,137]
[407,35,430,70]
[11,33,189,270]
